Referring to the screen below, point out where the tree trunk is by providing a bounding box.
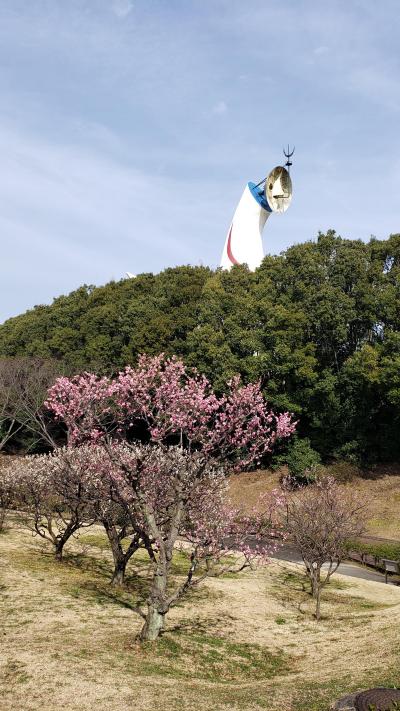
[55,540,64,561]
[315,587,321,621]
[139,546,170,641]
[308,564,322,620]
[311,576,318,598]
[310,565,320,599]
[102,519,137,587]
[0,507,6,532]
[140,604,165,641]
[137,496,184,642]
[111,557,127,586]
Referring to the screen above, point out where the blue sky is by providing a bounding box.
[1,0,400,323]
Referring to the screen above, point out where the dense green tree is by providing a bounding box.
[1,233,400,462]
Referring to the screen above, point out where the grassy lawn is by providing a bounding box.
[0,519,400,711]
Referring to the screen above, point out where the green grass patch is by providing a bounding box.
[276,568,351,592]
[136,632,293,682]
[78,531,111,551]
[271,567,386,616]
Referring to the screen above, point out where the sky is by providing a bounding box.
[1,0,400,323]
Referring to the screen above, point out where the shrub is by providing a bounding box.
[346,539,400,563]
[283,477,367,620]
[286,437,321,484]
[333,440,362,466]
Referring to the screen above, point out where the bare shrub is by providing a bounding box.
[0,357,63,451]
[283,477,367,620]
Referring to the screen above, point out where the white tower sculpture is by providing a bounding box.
[220,151,293,271]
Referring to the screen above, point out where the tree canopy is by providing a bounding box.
[1,231,400,463]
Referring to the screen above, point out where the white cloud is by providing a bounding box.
[0,120,230,322]
[313,46,329,56]
[212,100,227,115]
[1,0,400,323]
[111,0,134,19]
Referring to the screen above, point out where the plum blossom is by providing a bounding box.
[46,354,296,467]
[44,354,296,640]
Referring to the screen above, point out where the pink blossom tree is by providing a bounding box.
[86,442,284,640]
[6,447,146,584]
[46,355,296,640]
[46,354,295,465]
[9,448,96,560]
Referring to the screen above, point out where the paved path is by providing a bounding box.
[228,535,397,584]
[270,543,390,584]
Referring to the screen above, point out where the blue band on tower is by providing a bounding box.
[248,182,272,212]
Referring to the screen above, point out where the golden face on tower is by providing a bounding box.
[265,166,292,213]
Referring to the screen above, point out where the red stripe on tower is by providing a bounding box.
[226,225,239,266]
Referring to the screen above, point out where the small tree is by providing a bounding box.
[10,448,95,560]
[286,437,321,484]
[283,477,367,620]
[0,357,63,451]
[46,354,296,640]
[89,442,283,640]
[0,464,13,531]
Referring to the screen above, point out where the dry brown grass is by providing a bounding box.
[228,466,400,540]
[1,518,400,711]
[345,475,400,539]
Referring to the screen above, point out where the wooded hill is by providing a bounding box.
[1,230,399,463]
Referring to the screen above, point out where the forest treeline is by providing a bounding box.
[1,230,399,463]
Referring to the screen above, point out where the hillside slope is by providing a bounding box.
[228,467,400,540]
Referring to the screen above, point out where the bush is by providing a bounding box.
[333,440,362,466]
[285,437,321,484]
[346,539,400,562]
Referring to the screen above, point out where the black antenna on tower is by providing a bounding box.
[283,145,295,173]
[253,146,295,189]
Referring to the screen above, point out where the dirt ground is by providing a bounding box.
[1,519,400,711]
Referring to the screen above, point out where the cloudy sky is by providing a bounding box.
[1,0,400,322]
